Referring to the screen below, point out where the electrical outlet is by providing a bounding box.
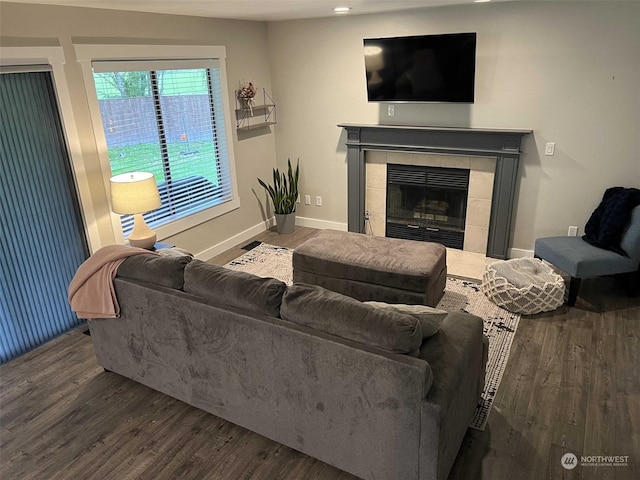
[568,225,578,236]
[316,196,322,207]
[387,105,395,117]
[304,194,311,205]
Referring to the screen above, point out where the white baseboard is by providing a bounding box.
[296,216,348,231]
[509,248,534,259]
[195,219,273,261]
[195,214,533,262]
[195,216,345,261]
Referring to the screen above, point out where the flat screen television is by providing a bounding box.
[364,32,476,103]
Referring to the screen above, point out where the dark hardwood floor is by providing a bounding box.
[1,227,638,479]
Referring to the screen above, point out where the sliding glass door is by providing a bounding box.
[0,70,89,363]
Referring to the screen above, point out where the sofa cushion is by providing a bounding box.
[184,260,287,317]
[364,301,446,339]
[281,283,423,354]
[117,253,191,290]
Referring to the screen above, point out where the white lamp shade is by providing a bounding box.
[364,45,384,71]
[110,172,161,215]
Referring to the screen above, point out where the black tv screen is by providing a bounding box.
[364,32,476,103]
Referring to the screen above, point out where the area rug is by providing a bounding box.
[225,242,521,431]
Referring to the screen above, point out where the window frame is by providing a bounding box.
[75,44,240,244]
[1,46,102,252]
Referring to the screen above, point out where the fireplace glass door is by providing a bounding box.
[386,164,469,249]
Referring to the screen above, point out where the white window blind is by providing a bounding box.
[91,59,233,236]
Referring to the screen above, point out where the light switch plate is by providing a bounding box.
[545,142,556,156]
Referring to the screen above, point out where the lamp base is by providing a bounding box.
[127,213,157,250]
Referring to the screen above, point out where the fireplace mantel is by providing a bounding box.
[338,124,532,259]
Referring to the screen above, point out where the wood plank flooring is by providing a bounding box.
[1,227,639,479]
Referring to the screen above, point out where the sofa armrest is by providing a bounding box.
[417,312,487,480]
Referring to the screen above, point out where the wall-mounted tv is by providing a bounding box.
[364,32,476,103]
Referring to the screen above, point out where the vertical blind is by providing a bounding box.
[0,71,89,363]
[91,59,233,235]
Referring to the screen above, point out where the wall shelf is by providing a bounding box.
[235,89,276,131]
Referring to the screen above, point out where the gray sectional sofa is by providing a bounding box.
[88,254,488,480]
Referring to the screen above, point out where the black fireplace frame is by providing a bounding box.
[339,124,531,259]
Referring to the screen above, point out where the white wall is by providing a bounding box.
[268,1,640,253]
[0,1,278,257]
[2,1,638,257]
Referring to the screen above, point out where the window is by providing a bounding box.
[91,59,235,236]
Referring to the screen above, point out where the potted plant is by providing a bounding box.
[258,158,299,234]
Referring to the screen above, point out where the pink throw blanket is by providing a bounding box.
[68,245,157,319]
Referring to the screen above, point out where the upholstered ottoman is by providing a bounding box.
[481,257,565,314]
[293,230,447,307]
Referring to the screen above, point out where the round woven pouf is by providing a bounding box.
[481,257,565,315]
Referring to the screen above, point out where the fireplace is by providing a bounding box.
[339,124,531,259]
[386,164,469,249]
[365,152,490,253]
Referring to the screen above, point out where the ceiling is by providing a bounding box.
[5,0,509,22]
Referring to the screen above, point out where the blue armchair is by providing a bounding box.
[534,205,640,306]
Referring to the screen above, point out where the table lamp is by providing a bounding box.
[364,45,384,87]
[110,172,162,249]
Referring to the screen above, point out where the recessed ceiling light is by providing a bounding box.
[474,0,492,3]
[334,6,352,15]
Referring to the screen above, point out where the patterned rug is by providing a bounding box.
[225,242,521,431]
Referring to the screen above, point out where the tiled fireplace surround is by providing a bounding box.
[339,124,531,259]
[365,151,496,254]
